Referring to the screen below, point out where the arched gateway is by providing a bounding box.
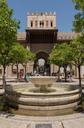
[34,51,50,75]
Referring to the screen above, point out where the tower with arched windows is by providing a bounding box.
[26,12,58,75]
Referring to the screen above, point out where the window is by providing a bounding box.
[31,21,33,27]
[35,20,38,27]
[46,20,48,27]
[51,21,53,27]
[40,21,44,28]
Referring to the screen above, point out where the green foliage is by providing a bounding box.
[49,34,84,84]
[50,35,84,67]
[69,34,84,66]
[9,43,35,64]
[72,0,84,10]
[0,0,19,66]
[49,43,71,66]
[0,0,19,43]
[72,0,84,32]
[0,0,20,87]
[25,49,36,63]
[49,43,72,81]
[9,43,28,63]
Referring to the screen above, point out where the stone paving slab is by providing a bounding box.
[62,117,84,128]
[0,117,63,128]
[0,113,84,128]
[0,118,29,128]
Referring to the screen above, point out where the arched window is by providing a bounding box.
[35,20,38,27]
[51,21,53,27]
[31,21,33,27]
[40,21,44,28]
[46,20,48,27]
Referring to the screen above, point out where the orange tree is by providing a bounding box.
[72,0,84,32]
[49,43,71,82]
[9,43,35,79]
[0,0,19,89]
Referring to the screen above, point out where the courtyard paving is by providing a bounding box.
[0,112,84,128]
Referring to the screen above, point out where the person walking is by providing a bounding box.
[24,73,29,82]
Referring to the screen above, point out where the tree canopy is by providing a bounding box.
[50,34,84,85]
[69,34,84,66]
[0,0,36,85]
[72,0,84,87]
[0,0,19,44]
[9,43,35,64]
[0,0,19,67]
[49,43,71,81]
[49,43,71,66]
[72,0,84,32]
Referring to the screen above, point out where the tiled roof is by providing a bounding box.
[17,32,26,40]
[57,32,78,40]
[17,32,78,41]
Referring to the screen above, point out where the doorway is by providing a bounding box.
[33,52,50,75]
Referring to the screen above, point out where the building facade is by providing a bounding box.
[0,12,84,78]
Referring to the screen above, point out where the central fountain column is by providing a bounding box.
[30,76,55,92]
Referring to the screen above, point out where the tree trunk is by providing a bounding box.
[2,65,7,105]
[78,65,82,105]
[24,64,27,75]
[16,63,19,80]
[78,65,81,87]
[57,66,60,81]
[3,65,6,92]
[64,66,67,82]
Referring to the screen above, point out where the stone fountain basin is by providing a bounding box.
[29,76,56,87]
[6,84,80,105]
[6,83,81,116]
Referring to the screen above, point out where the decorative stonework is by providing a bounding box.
[27,12,56,29]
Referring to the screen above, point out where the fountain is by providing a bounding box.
[6,76,81,116]
[30,76,56,92]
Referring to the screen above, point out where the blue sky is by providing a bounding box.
[7,0,76,32]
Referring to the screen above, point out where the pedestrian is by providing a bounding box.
[24,73,29,82]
